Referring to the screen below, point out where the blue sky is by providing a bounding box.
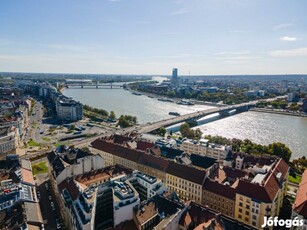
[1,0,307,75]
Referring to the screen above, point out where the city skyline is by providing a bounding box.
[1,0,307,75]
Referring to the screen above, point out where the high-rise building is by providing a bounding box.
[172,68,178,84]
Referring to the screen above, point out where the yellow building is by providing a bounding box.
[234,158,289,229]
[166,161,207,203]
[202,179,236,217]
[137,153,169,182]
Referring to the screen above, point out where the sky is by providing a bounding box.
[0,0,307,75]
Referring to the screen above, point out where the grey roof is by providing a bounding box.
[24,202,43,224]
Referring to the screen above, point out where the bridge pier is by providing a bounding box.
[219,110,230,117]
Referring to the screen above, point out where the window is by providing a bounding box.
[239,208,242,213]
[239,202,243,207]
[252,221,257,226]
[252,215,257,220]
[246,205,250,209]
[245,217,249,222]
[245,211,249,215]
[238,214,242,219]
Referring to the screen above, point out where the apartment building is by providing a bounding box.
[94,180,140,229]
[90,137,213,203]
[0,156,43,229]
[202,179,236,217]
[234,158,289,229]
[48,146,105,185]
[0,127,19,155]
[166,161,207,203]
[127,171,167,201]
[180,138,231,162]
[55,97,83,121]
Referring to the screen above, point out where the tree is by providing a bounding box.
[268,142,292,163]
[118,116,129,128]
[117,115,137,128]
[194,128,203,140]
[109,111,116,121]
[180,123,190,136]
[157,127,166,137]
[180,123,203,140]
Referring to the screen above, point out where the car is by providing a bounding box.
[45,182,49,190]
[48,195,52,201]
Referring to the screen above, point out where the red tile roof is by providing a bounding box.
[136,140,154,151]
[58,179,80,201]
[203,179,236,200]
[138,153,169,172]
[112,134,132,145]
[166,161,207,185]
[272,158,289,181]
[91,139,142,162]
[293,169,307,218]
[236,173,280,203]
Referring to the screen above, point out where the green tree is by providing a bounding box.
[180,123,190,136]
[117,115,137,128]
[180,123,202,140]
[109,111,116,121]
[157,127,166,137]
[194,128,203,140]
[268,142,292,163]
[118,116,129,128]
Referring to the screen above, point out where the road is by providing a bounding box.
[36,172,64,230]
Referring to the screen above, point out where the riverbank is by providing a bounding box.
[126,86,225,108]
[250,108,307,117]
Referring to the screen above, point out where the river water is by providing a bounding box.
[63,77,306,159]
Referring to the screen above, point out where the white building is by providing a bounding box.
[56,98,83,121]
[127,171,167,200]
[180,139,231,162]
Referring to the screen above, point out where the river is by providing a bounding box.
[63,77,307,159]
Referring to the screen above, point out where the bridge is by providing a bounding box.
[137,103,255,133]
[65,82,123,89]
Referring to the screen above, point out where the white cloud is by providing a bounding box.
[170,8,189,15]
[281,36,297,42]
[269,47,307,57]
[216,56,259,61]
[273,23,292,30]
[214,51,250,56]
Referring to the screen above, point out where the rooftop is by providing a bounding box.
[203,179,236,200]
[134,201,158,226]
[179,201,256,230]
[293,169,307,218]
[166,161,207,185]
[75,165,133,186]
[190,154,217,169]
